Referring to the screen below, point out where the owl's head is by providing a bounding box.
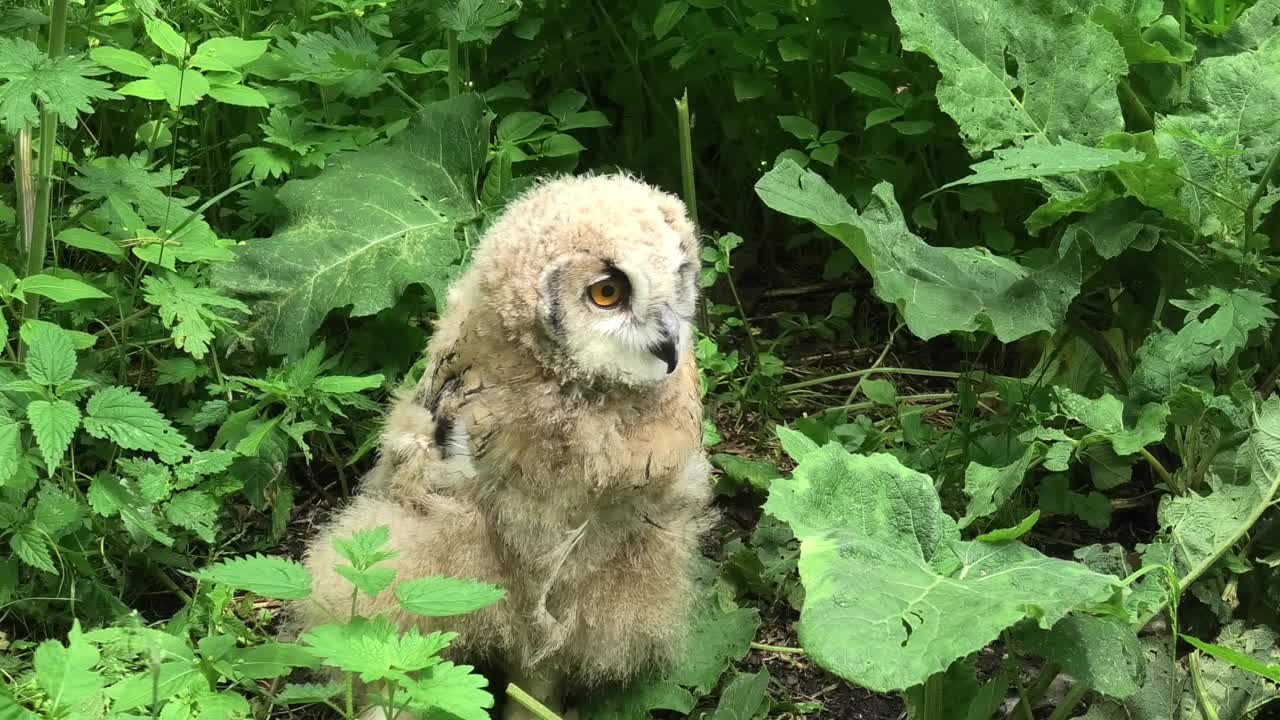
[468,173,700,388]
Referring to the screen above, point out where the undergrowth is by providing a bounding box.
[1,0,1279,718]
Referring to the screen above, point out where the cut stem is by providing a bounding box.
[674,89,698,227]
[505,683,563,720]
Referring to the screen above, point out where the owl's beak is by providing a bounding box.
[648,308,681,374]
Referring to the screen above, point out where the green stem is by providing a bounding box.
[1005,662,1060,720]
[833,391,997,414]
[20,0,69,344]
[784,366,965,393]
[1189,651,1220,720]
[505,683,563,720]
[1117,79,1153,131]
[674,89,697,227]
[1245,143,1280,241]
[750,642,805,655]
[1140,446,1175,490]
[446,31,460,97]
[1045,684,1089,720]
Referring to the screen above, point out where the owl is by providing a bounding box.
[293,173,714,719]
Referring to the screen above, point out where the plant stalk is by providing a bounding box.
[21,0,70,339]
[1245,143,1280,241]
[505,683,563,720]
[1045,684,1089,720]
[674,89,698,227]
[1005,662,1060,719]
[750,642,805,655]
[447,31,460,97]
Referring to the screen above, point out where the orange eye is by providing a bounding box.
[588,276,628,308]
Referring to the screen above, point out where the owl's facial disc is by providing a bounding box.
[540,255,696,386]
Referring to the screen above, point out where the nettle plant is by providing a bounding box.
[6,526,504,720]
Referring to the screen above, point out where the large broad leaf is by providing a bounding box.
[215,94,490,356]
[887,0,1127,154]
[1152,37,1280,239]
[765,442,1125,692]
[756,161,1081,343]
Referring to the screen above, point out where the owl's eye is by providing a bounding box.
[588,275,629,308]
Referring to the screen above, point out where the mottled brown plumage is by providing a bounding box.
[291,173,713,718]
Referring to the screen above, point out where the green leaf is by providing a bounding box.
[273,682,343,704]
[146,64,210,107]
[1015,614,1143,698]
[1056,390,1169,456]
[302,616,454,682]
[710,669,769,720]
[191,554,312,599]
[438,0,522,44]
[332,525,398,570]
[766,442,1123,692]
[222,642,322,679]
[653,2,688,40]
[56,228,124,257]
[836,71,894,101]
[83,386,193,463]
[88,47,153,76]
[961,444,1041,528]
[164,490,218,543]
[143,274,248,359]
[117,77,164,100]
[0,38,120,132]
[0,419,20,486]
[207,83,269,107]
[756,161,1081,342]
[775,425,820,463]
[975,510,1040,543]
[214,94,487,356]
[860,378,896,405]
[336,565,397,597]
[937,140,1142,191]
[1182,634,1280,683]
[557,110,610,130]
[1091,5,1195,65]
[28,399,80,473]
[87,474,174,546]
[144,16,190,58]
[190,37,270,71]
[34,621,103,712]
[405,661,493,720]
[106,661,202,712]
[12,528,56,574]
[777,115,819,141]
[887,0,1127,154]
[396,576,506,617]
[865,107,904,128]
[710,454,779,493]
[312,374,384,394]
[34,483,82,538]
[668,601,760,693]
[21,321,76,386]
[17,274,109,303]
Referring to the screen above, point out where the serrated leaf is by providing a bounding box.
[165,490,218,543]
[106,661,203,711]
[396,576,506,617]
[0,38,120,132]
[17,271,107,299]
[12,528,56,574]
[438,0,521,44]
[28,399,79,473]
[766,442,1123,692]
[0,419,19,486]
[88,474,174,546]
[405,661,493,720]
[938,140,1142,191]
[214,94,487,355]
[336,565,397,597]
[83,386,193,462]
[191,554,312,599]
[332,525,397,570]
[34,621,102,712]
[21,320,76,386]
[757,161,1081,342]
[1056,390,1169,456]
[34,483,82,538]
[143,274,248,359]
[887,0,1127,154]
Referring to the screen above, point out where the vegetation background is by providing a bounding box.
[1,0,1279,718]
